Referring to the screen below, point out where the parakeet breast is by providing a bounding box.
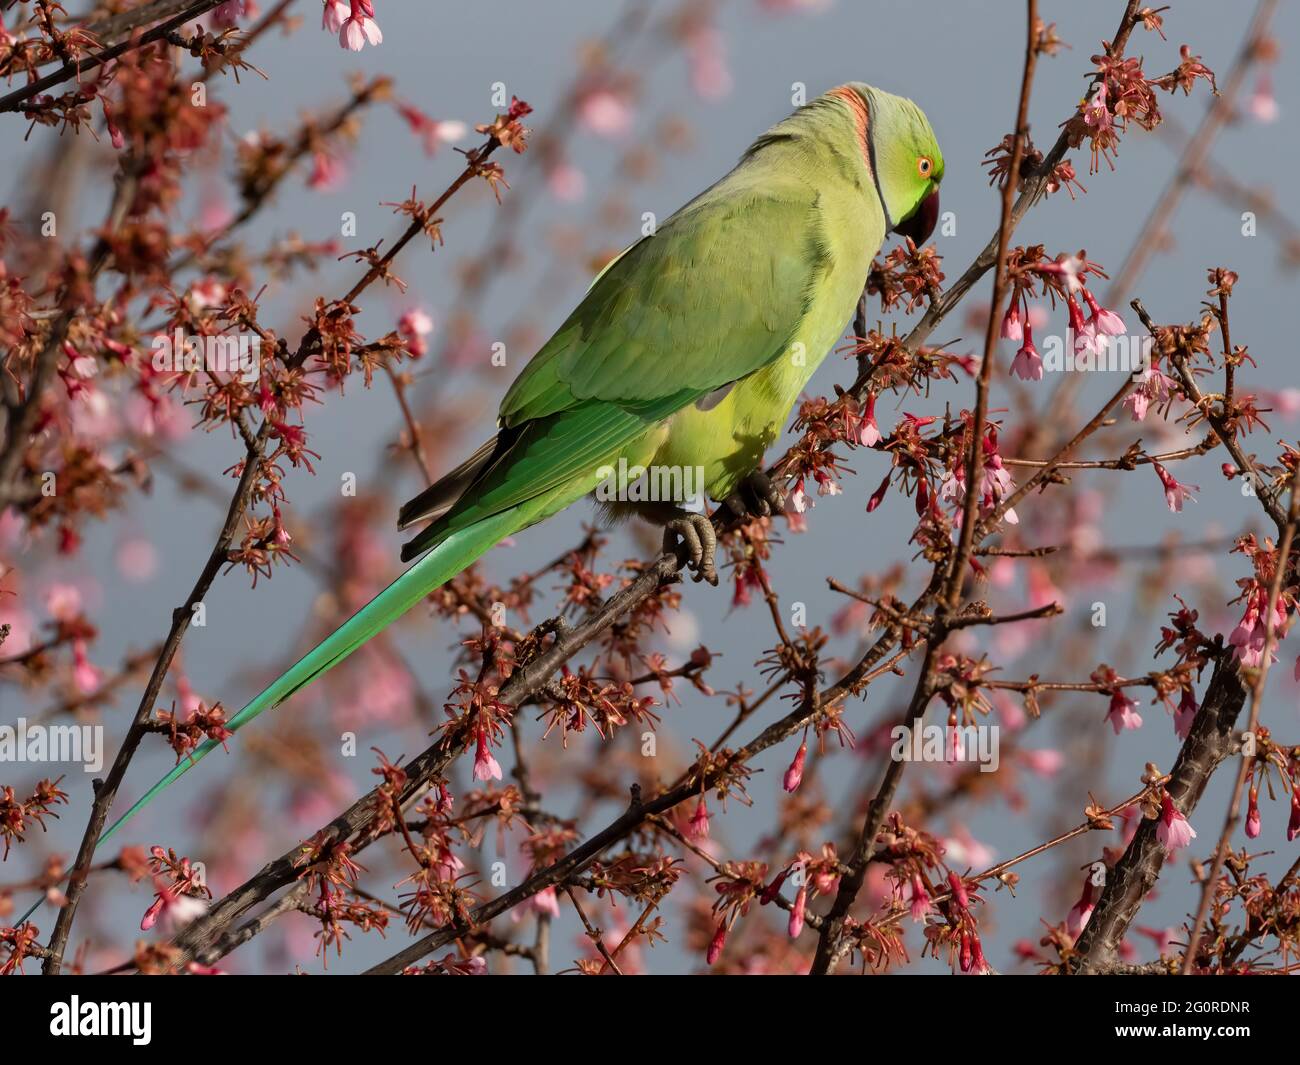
[652,192,879,503]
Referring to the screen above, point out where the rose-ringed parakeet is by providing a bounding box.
[100,82,943,845]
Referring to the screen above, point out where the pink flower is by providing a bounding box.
[814,470,840,497]
[1245,789,1261,839]
[546,161,586,203]
[1156,792,1196,853]
[947,871,971,911]
[307,151,345,191]
[857,393,882,447]
[1106,691,1143,734]
[1065,874,1098,939]
[396,104,466,156]
[212,0,255,28]
[532,886,560,918]
[1288,791,1300,842]
[1083,289,1125,335]
[706,921,727,965]
[577,88,634,138]
[71,640,101,694]
[1228,588,1287,667]
[788,885,806,937]
[1123,365,1171,421]
[685,25,731,100]
[321,0,348,32]
[1151,461,1197,512]
[999,302,1024,343]
[782,739,806,793]
[1011,323,1043,381]
[688,796,710,839]
[1068,295,1101,357]
[472,727,502,782]
[45,583,83,621]
[866,472,891,513]
[1247,72,1278,123]
[398,307,434,357]
[338,0,381,50]
[1082,82,1112,135]
[141,881,208,933]
[1022,748,1064,777]
[789,477,810,514]
[909,874,931,923]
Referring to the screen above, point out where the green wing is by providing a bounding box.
[499,185,830,426]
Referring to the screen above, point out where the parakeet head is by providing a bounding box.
[833,83,944,245]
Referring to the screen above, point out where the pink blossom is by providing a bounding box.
[577,88,634,138]
[116,536,159,582]
[338,0,382,50]
[531,886,561,919]
[706,922,727,965]
[321,0,348,32]
[1011,323,1043,381]
[1228,588,1288,667]
[72,639,101,694]
[211,0,256,28]
[1022,748,1064,777]
[396,104,466,156]
[45,583,83,621]
[1105,690,1143,734]
[1288,792,1300,842]
[685,25,731,100]
[1247,72,1278,123]
[857,393,882,447]
[398,307,434,357]
[472,727,502,782]
[688,796,710,839]
[782,739,806,793]
[1156,792,1196,853]
[1123,365,1171,421]
[141,881,208,933]
[789,477,810,514]
[999,303,1024,342]
[307,151,345,191]
[1065,874,1098,939]
[1082,82,1112,136]
[788,885,806,937]
[546,161,586,202]
[1151,460,1197,512]
[909,874,931,923]
[1245,790,1261,839]
[1083,289,1125,335]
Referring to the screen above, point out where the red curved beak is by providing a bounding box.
[894,187,940,245]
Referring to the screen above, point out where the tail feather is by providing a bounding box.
[96,506,526,849]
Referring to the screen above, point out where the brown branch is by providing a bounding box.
[1181,462,1300,971]
[0,0,228,115]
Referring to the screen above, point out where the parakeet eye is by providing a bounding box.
[917,156,934,179]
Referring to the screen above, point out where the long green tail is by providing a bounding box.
[98,505,527,848]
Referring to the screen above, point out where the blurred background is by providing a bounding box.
[3,0,1299,973]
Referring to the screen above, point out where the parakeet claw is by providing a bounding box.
[724,469,786,520]
[663,512,719,585]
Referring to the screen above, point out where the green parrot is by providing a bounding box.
[101,82,943,845]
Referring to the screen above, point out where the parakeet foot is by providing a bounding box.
[723,468,786,520]
[663,512,719,585]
